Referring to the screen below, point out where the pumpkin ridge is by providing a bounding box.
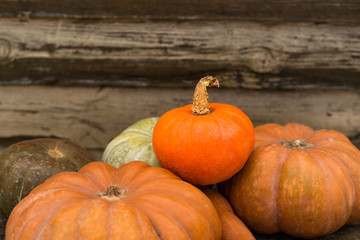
[10,187,92,231]
[122,128,153,137]
[113,161,151,187]
[283,123,314,140]
[142,189,220,240]
[318,140,360,159]
[272,145,293,233]
[131,198,192,239]
[304,149,334,236]
[131,203,161,240]
[127,201,162,240]
[36,199,88,239]
[80,171,113,192]
[122,168,182,192]
[79,162,116,190]
[150,191,218,231]
[76,198,96,239]
[130,189,219,239]
[16,198,86,239]
[308,130,352,145]
[36,186,97,199]
[309,147,357,222]
[40,172,106,196]
[106,200,113,240]
[130,202,161,240]
[124,179,186,198]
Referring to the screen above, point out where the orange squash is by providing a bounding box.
[6,161,221,240]
[203,189,255,240]
[219,123,360,239]
[152,76,255,185]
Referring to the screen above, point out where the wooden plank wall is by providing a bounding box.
[0,0,360,160]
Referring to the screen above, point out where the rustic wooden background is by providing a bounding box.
[1,0,360,239]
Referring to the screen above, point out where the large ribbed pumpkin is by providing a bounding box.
[153,76,255,185]
[6,161,221,240]
[219,123,360,239]
[102,117,160,167]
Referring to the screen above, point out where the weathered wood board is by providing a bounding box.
[0,18,359,89]
[0,85,360,156]
[1,0,360,23]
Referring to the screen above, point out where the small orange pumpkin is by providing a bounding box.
[203,189,255,240]
[219,123,360,239]
[153,76,255,185]
[6,161,221,240]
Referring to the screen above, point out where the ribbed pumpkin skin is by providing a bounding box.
[0,138,95,217]
[102,117,160,167]
[203,189,255,240]
[152,103,255,185]
[221,123,360,239]
[6,161,221,240]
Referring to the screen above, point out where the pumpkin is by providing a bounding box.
[152,76,255,185]
[102,117,160,167]
[219,123,360,239]
[0,138,95,217]
[202,189,255,240]
[6,161,222,240]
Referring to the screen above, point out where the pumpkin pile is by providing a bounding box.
[2,76,360,240]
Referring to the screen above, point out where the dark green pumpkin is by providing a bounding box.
[0,138,95,217]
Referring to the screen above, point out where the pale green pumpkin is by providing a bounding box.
[102,117,160,167]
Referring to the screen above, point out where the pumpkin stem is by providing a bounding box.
[280,139,314,149]
[48,149,63,158]
[97,186,127,201]
[191,76,220,115]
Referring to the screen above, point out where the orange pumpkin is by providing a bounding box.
[152,76,255,185]
[219,123,360,239]
[203,189,255,240]
[6,161,221,240]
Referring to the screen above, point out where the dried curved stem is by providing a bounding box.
[191,76,220,115]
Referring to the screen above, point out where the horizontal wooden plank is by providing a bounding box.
[0,85,359,152]
[1,0,360,23]
[0,19,359,89]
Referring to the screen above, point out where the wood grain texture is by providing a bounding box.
[1,0,360,23]
[0,85,359,151]
[0,18,359,89]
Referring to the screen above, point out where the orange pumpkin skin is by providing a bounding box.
[152,103,255,185]
[6,161,221,240]
[203,189,255,240]
[220,123,360,239]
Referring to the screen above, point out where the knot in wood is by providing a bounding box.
[240,47,279,73]
[0,39,11,59]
